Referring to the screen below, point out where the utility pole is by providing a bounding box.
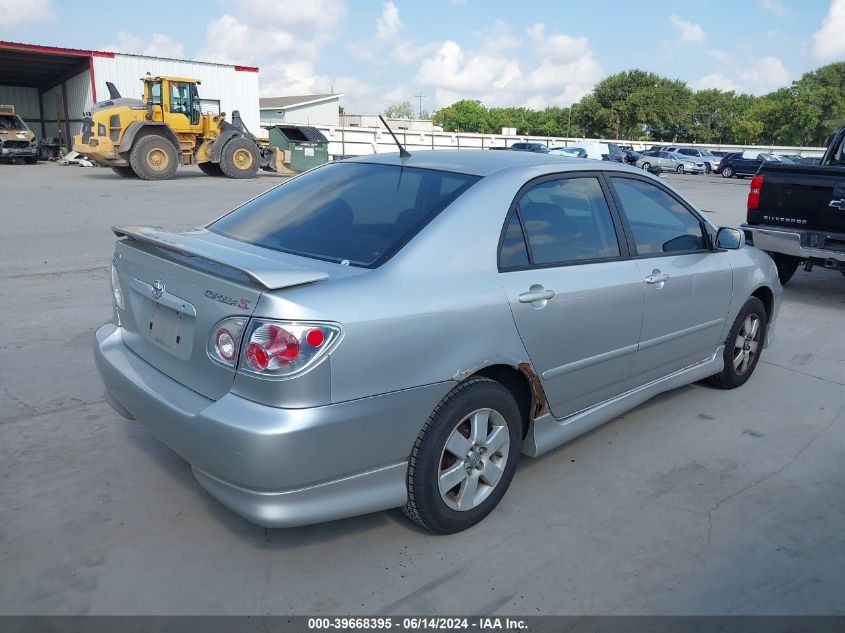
[414,93,426,119]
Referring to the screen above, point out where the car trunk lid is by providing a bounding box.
[112,225,329,400]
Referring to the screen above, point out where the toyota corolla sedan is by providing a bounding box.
[95,151,781,534]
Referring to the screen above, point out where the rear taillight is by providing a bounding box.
[748,173,764,210]
[240,319,342,379]
[207,317,247,368]
[110,262,125,310]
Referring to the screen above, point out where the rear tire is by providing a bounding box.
[721,165,734,178]
[768,253,800,285]
[707,297,767,389]
[219,137,260,179]
[198,161,224,177]
[129,135,178,180]
[404,377,522,534]
[110,166,137,178]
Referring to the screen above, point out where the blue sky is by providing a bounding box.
[2,0,844,113]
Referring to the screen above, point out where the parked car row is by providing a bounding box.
[503,142,823,177]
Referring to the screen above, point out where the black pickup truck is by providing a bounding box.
[742,126,845,284]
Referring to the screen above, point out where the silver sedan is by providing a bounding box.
[637,151,706,174]
[95,151,781,533]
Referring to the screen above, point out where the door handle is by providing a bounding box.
[519,287,556,303]
[644,270,670,285]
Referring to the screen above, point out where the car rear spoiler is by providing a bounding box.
[112,225,329,290]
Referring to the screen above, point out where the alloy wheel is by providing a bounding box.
[438,408,510,511]
[733,314,761,375]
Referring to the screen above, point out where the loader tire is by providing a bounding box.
[220,137,260,179]
[198,161,224,177]
[129,135,178,180]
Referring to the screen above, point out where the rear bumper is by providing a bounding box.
[742,224,845,264]
[94,323,453,527]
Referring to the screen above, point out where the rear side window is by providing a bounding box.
[504,177,620,267]
[210,163,479,267]
[611,178,706,255]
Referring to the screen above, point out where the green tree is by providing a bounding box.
[432,100,490,132]
[383,101,415,119]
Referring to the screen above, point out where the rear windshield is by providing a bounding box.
[210,162,480,268]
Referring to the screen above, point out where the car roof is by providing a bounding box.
[346,150,587,176]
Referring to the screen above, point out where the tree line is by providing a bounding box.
[412,62,845,147]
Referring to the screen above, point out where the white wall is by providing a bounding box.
[93,54,261,133]
[260,99,340,127]
[314,125,828,159]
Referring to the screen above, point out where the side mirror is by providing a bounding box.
[715,227,745,250]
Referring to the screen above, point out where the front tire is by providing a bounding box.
[404,377,522,534]
[129,135,178,180]
[641,162,651,171]
[704,163,712,174]
[707,297,767,389]
[721,165,734,178]
[220,137,260,179]
[24,156,38,165]
[676,164,685,174]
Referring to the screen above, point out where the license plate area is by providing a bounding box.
[143,301,195,360]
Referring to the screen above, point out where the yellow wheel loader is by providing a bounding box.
[72,76,285,180]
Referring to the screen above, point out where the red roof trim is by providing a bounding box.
[234,65,259,73]
[0,40,98,57]
[92,51,116,58]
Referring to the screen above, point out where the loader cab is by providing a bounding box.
[143,76,203,131]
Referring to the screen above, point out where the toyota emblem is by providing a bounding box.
[151,280,165,300]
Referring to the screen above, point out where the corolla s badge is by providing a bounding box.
[205,290,250,310]
[151,280,165,299]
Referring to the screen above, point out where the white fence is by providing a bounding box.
[313,125,827,159]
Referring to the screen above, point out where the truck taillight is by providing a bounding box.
[207,317,247,368]
[240,319,342,379]
[748,173,764,210]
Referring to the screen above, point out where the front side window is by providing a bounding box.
[169,82,191,117]
[508,177,620,266]
[611,178,706,255]
[211,163,479,267]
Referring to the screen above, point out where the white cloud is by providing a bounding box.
[695,73,740,92]
[669,15,705,44]
[759,0,786,16]
[194,0,366,104]
[416,23,603,109]
[104,31,186,59]
[738,56,791,93]
[0,0,52,27]
[811,0,845,61]
[706,49,733,65]
[376,2,403,40]
[696,54,791,95]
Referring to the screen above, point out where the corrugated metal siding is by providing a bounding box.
[65,70,93,119]
[93,54,260,133]
[0,86,40,120]
[41,84,64,128]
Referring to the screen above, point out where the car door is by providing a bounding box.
[497,173,645,418]
[607,175,732,387]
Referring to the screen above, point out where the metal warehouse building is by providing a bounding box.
[0,41,261,149]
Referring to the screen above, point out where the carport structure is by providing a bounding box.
[0,41,107,148]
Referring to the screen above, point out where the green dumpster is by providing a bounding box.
[267,125,329,171]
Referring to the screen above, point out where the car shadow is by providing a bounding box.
[778,268,845,309]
